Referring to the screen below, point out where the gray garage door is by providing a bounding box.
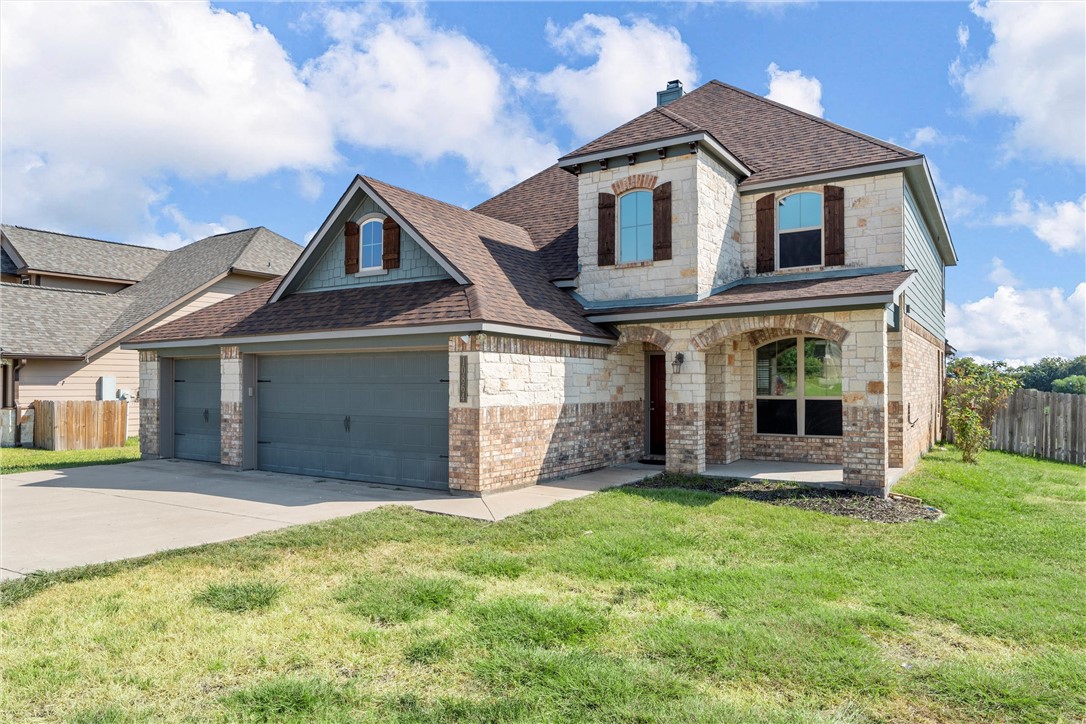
[256,352,449,490]
[174,358,221,462]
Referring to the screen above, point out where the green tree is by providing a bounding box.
[1016,356,1086,391]
[945,357,1019,463]
[1052,375,1086,395]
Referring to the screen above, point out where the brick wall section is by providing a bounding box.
[705,400,741,464]
[448,407,481,494]
[138,350,159,458]
[887,324,904,468]
[901,316,944,469]
[220,345,242,467]
[738,401,844,464]
[667,402,705,472]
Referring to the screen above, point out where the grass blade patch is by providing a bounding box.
[193,581,281,613]
[336,575,472,624]
[471,596,609,648]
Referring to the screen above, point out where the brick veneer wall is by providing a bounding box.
[901,316,944,469]
[705,400,740,464]
[138,350,160,458]
[738,401,844,464]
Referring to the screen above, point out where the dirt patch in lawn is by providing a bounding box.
[634,474,943,523]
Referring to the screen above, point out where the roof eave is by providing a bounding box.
[586,291,899,325]
[558,131,753,180]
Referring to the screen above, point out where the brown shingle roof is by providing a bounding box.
[471,165,579,281]
[128,278,474,344]
[562,80,920,185]
[361,176,610,339]
[589,270,914,317]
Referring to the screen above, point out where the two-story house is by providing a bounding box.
[126,80,955,496]
[0,225,301,445]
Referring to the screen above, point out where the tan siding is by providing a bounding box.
[148,275,265,329]
[19,347,141,434]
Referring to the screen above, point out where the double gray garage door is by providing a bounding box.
[256,352,449,490]
[172,352,449,490]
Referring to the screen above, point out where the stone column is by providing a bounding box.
[841,313,888,495]
[220,345,243,467]
[138,350,160,459]
[666,344,707,474]
[447,334,482,494]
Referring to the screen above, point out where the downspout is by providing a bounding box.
[12,358,25,445]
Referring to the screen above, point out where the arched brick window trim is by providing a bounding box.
[611,174,658,195]
[617,325,674,351]
[692,314,849,351]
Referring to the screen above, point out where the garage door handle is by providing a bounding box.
[203,409,209,423]
[346,415,351,432]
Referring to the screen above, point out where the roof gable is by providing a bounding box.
[0,225,169,281]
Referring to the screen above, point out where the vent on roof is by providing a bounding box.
[657,79,684,107]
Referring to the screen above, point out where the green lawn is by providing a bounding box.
[0,437,140,474]
[1,449,1083,723]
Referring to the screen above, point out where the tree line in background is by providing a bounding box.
[1012,356,1086,395]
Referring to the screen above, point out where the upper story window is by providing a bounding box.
[361,219,383,270]
[756,336,842,437]
[619,190,653,263]
[777,192,822,268]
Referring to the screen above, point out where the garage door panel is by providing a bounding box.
[257,352,449,490]
[174,358,221,463]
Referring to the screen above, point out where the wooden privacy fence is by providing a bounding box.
[956,389,1085,465]
[32,400,129,451]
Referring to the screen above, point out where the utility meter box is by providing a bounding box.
[97,376,116,401]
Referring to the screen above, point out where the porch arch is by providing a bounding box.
[617,325,674,351]
[692,314,850,351]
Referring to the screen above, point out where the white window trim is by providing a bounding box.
[358,216,385,273]
[617,189,654,264]
[754,334,842,438]
[776,191,824,271]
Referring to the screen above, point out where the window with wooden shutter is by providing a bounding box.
[652,182,672,261]
[598,192,616,266]
[755,193,775,273]
[344,221,360,274]
[823,185,845,266]
[382,217,401,270]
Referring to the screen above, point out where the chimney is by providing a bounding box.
[656,79,684,107]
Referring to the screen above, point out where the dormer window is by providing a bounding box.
[361,219,383,270]
[777,192,822,268]
[619,190,653,262]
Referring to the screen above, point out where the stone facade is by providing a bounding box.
[220,345,243,467]
[138,350,159,458]
[740,173,905,277]
[576,152,744,304]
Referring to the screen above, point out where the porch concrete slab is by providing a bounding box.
[704,460,845,485]
[1,459,658,578]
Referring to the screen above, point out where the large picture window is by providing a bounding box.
[777,192,822,269]
[619,190,653,262]
[756,336,842,436]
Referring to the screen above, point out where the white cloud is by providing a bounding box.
[956,23,970,51]
[138,206,248,250]
[0,1,336,240]
[994,190,1086,254]
[928,162,986,222]
[764,63,824,117]
[907,126,944,148]
[302,5,558,193]
[947,282,1086,365]
[535,14,699,139]
[954,1,1086,165]
[987,257,1020,287]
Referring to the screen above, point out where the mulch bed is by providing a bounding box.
[633,474,943,523]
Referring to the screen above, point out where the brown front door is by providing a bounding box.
[649,354,666,456]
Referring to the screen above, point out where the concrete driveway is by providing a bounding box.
[1,459,652,580]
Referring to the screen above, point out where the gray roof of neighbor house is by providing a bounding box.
[0,227,301,358]
[0,225,169,281]
[0,284,133,358]
[560,80,922,186]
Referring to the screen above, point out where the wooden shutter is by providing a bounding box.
[755,193,775,273]
[382,217,401,270]
[598,193,615,266]
[652,182,673,261]
[344,221,359,274]
[823,185,845,266]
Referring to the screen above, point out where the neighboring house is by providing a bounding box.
[0,225,301,444]
[127,80,955,496]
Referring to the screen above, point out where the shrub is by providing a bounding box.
[945,358,1018,463]
[1052,375,1086,395]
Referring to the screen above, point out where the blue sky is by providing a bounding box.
[1,1,1083,363]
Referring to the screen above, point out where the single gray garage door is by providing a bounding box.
[173,358,221,462]
[256,352,449,490]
